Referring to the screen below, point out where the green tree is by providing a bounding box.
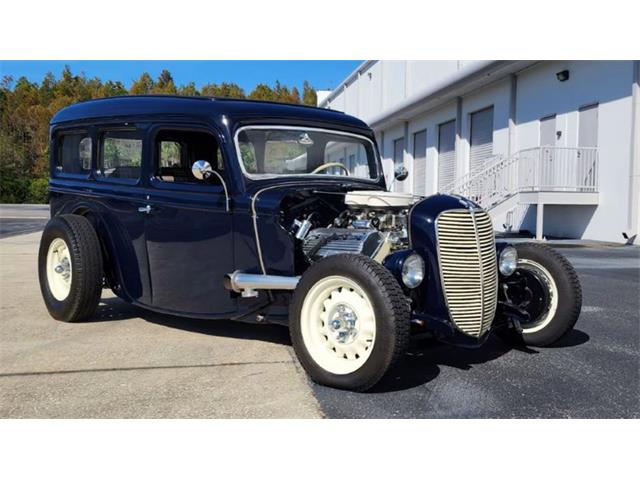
[152,69,177,94]
[101,80,127,97]
[303,81,317,106]
[178,82,199,96]
[201,82,245,99]
[130,72,154,95]
[248,83,276,101]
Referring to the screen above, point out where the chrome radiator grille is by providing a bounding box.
[436,209,498,337]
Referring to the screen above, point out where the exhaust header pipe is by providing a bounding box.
[224,271,300,298]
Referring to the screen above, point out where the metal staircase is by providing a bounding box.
[443,147,599,237]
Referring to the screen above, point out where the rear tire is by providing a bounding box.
[499,243,582,347]
[38,214,103,322]
[290,254,410,391]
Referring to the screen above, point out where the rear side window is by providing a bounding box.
[55,133,92,174]
[98,130,143,180]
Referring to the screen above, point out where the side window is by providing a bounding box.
[154,130,224,185]
[55,132,92,174]
[98,130,143,180]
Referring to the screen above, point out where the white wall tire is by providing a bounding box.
[499,243,582,347]
[517,259,559,334]
[290,254,410,392]
[38,215,104,323]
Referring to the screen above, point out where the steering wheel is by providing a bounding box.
[310,162,350,176]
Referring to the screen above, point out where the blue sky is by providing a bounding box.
[0,60,362,92]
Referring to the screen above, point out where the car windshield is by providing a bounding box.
[236,127,379,180]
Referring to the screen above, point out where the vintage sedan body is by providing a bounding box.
[39,96,582,391]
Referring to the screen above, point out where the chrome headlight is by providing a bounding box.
[402,253,425,288]
[498,245,518,276]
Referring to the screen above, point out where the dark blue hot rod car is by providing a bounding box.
[39,95,581,391]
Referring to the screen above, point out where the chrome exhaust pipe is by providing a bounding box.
[224,271,300,298]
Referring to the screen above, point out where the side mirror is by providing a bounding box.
[192,160,213,180]
[394,165,409,182]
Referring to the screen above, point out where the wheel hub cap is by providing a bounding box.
[46,238,72,301]
[54,258,71,280]
[328,304,358,344]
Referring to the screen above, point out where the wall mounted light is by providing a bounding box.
[556,70,570,82]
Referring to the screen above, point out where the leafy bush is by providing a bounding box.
[0,174,30,203]
[26,177,49,204]
[0,174,49,203]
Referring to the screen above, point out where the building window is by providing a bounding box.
[437,120,456,192]
[412,130,427,196]
[99,130,143,180]
[393,137,404,167]
[55,132,92,175]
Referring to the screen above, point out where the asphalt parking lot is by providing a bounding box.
[0,205,638,418]
[0,204,49,239]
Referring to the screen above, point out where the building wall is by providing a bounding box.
[322,60,484,123]
[514,61,634,241]
[321,60,637,243]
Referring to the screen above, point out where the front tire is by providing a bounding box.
[500,243,582,346]
[38,214,103,322]
[290,254,410,391]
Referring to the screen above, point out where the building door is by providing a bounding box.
[539,114,557,188]
[437,120,456,192]
[578,104,598,188]
[469,106,494,173]
[412,130,427,196]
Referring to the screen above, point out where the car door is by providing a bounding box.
[94,125,152,305]
[142,125,236,316]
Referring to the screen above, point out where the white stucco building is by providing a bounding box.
[319,61,640,244]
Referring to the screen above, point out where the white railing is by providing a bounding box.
[441,153,505,195]
[517,147,598,193]
[444,147,599,209]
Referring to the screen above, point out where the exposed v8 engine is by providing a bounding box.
[302,228,385,261]
[290,190,414,264]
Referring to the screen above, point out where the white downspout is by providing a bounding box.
[508,74,518,158]
[626,60,640,244]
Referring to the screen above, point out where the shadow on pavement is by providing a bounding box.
[369,329,590,393]
[544,329,590,348]
[90,297,590,392]
[91,296,291,346]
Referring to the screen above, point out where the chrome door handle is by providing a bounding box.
[138,205,152,214]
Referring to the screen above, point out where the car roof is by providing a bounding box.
[50,95,370,130]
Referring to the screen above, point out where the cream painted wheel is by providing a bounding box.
[300,276,376,375]
[46,237,72,301]
[518,259,559,334]
[290,254,410,391]
[39,215,103,322]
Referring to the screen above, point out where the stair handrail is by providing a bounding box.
[441,146,599,209]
